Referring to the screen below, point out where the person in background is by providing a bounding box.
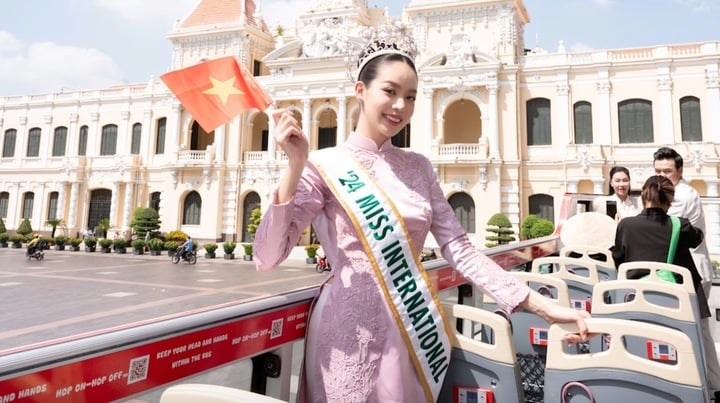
[144,231,151,252]
[253,21,589,403]
[652,147,720,398]
[593,166,641,221]
[180,236,193,260]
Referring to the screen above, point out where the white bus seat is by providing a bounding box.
[531,256,599,310]
[559,211,616,251]
[544,318,705,402]
[559,244,616,282]
[159,384,286,403]
[591,279,709,400]
[438,303,525,403]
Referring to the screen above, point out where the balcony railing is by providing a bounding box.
[432,143,489,163]
[178,150,211,164]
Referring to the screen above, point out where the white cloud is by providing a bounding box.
[674,0,717,12]
[0,31,24,54]
[0,35,122,95]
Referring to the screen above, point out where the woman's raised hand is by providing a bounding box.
[273,109,308,169]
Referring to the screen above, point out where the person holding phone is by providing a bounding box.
[593,166,641,220]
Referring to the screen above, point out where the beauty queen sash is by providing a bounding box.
[310,149,452,403]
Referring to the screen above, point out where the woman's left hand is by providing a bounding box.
[522,290,590,344]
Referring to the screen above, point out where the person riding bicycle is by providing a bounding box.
[27,233,42,255]
[180,236,193,260]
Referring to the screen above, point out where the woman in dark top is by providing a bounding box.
[612,175,709,318]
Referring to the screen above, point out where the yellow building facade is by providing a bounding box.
[1,0,719,252]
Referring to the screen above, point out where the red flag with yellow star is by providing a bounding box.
[160,56,273,132]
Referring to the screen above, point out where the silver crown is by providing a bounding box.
[348,20,418,82]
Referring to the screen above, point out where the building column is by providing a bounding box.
[704,64,720,142]
[596,70,612,145]
[7,183,19,229]
[423,88,433,157]
[487,83,500,159]
[215,125,226,163]
[336,96,347,146]
[41,115,52,162]
[110,181,119,228]
[33,183,46,231]
[554,77,570,147]
[123,182,133,230]
[167,102,181,162]
[57,182,66,221]
[141,110,152,162]
[15,116,27,164]
[68,181,79,232]
[118,110,130,155]
[592,179,604,195]
[566,180,578,194]
[657,69,674,144]
[68,113,79,157]
[302,98,311,139]
[87,112,100,157]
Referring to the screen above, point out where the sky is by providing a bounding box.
[0,0,717,97]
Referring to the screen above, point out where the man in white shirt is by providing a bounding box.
[654,146,720,398]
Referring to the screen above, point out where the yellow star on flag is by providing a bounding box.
[202,76,244,105]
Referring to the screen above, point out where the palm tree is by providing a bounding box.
[97,218,112,239]
[45,218,64,239]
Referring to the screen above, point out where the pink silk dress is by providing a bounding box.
[253,133,530,403]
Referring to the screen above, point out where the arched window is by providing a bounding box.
[680,96,702,142]
[242,192,261,242]
[22,192,34,219]
[448,192,475,233]
[27,128,41,157]
[78,125,88,156]
[47,191,59,219]
[527,98,551,145]
[0,192,9,218]
[131,123,142,154]
[183,191,202,225]
[618,99,653,143]
[100,124,118,155]
[573,101,593,144]
[529,194,554,223]
[3,129,16,158]
[52,127,68,156]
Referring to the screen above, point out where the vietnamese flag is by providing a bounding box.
[160,56,273,132]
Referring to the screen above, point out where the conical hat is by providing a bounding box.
[560,212,617,250]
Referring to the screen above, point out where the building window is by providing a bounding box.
[100,124,118,155]
[52,127,68,157]
[618,99,653,143]
[392,124,411,148]
[156,117,166,154]
[573,101,593,144]
[78,125,88,156]
[529,194,554,223]
[317,127,337,149]
[253,59,261,76]
[131,123,142,154]
[3,129,16,158]
[182,191,201,225]
[448,192,475,233]
[22,192,34,219]
[680,96,702,142]
[0,192,8,218]
[527,98,551,146]
[47,191,59,219]
[150,192,161,214]
[27,128,41,157]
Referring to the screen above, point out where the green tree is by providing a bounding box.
[0,217,6,233]
[246,208,262,239]
[96,218,112,239]
[17,218,33,236]
[130,207,161,238]
[485,213,515,248]
[45,217,64,238]
[520,214,555,239]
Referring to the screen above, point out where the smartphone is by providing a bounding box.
[606,200,617,218]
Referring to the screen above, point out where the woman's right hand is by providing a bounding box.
[273,109,308,169]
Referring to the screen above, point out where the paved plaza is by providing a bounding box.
[0,245,324,352]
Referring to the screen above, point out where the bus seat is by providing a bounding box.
[531,256,599,310]
[591,279,709,401]
[559,244,616,282]
[544,318,705,402]
[159,384,286,403]
[438,303,524,403]
[559,211,616,251]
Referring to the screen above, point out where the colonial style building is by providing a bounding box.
[1,0,719,253]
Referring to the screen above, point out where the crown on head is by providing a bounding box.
[349,20,418,82]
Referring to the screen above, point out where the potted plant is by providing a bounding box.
[241,242,253,261]
[165,241,179,256]
[0,232,8,248]
[84,236,97,252]
[148,238,164,256]
[68,237,82,251]
[223,241,237,260]
[131,239,145,255]
[98,238,113,253]
[305,244,320,264]
[9,235,23,248]
[204,243,218,259]
[54,235,67,251]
